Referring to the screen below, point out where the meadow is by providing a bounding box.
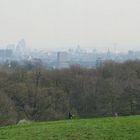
[0,115,140,140]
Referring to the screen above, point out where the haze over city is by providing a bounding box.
[0,1,140,139]
[0,0,140,52]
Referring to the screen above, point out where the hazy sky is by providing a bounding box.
[0,0,140,51]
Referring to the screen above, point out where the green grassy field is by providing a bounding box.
[0,115,140,140]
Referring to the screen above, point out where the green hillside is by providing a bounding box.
[0,116,140,140]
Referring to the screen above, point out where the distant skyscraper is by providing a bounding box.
[75,45,81,53]
[107,48,111,60]
[16,39,26,58]
[16,39,26,52]
[6,44,15,51]
[128,50,135,60]
[0,49,13,60]
[57,52,70,69]
[96,57,103,67]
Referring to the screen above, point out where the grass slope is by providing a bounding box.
[0,116,140,140]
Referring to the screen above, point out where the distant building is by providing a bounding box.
[16,39,26,55]
[106,48,111,60]
[0,49,5,58]
[75,45,82,53]
[5,49,13,58]
[128,50,135,60]
[96,57,104,67]
[57,52,70,69]
[15,39,27,60]
[16,39,26,51]
[0,49,13,58]
[6,44,15,51]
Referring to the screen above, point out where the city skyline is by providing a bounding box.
[0,0,140,52]
[0,39,140,53]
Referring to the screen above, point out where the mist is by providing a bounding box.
[0,0,140,52]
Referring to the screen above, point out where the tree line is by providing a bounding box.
[0,60,140,126]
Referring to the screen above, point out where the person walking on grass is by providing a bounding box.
[68,112,73,119]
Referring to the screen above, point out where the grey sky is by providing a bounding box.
[0,0,140,51]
